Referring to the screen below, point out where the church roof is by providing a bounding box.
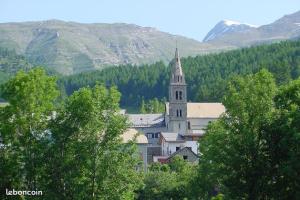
[173,48,183,76]
[170,48,186,84]
[128,113,165,127]
[160,132,185,142]
[121,128,148,144]
[166,102,225,118]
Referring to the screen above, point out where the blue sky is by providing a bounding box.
[1,0,299,41]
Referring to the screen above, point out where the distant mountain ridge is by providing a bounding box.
[205,10,300,46]
[0,20,225,75]
[0,10,300,75]
[203,20,257,42]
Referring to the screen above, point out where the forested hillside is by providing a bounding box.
[0,47,33,84]
[59,39,300,109]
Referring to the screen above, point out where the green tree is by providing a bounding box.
[0,68,58,198]
[43,85,143,199]
[138,156,196,200]
[260,78,300,199]
[139,97,165,114]
[0,69,143,199]
[195,69,278,199]
[140,98,146,113]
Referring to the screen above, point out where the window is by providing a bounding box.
[179,110,182,117]
[179,123,181,129]
[179,91,182,100]
[183,155,188,160]
[155,133,160,138]
[176,110,179,117]
[176,147,180,151]
[177,76,180,82]
[175,91,178,100]
[188,121,191,130]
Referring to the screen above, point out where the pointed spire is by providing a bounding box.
[171,47,185,84]
[174,47,183,76]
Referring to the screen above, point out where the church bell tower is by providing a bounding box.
[168,48,187,134]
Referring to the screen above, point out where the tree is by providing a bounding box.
[260,78,300,199]
[139,98,165,114]
[140,98,146,113]
[0,69,143,199]
[195,69,278,199]
[43,85,143,199]
[0,68,58,198]
[138,156,196,200]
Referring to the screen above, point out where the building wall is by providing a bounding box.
[147,146,161,164]
[161,139,185,156]
[187,118,218,131]
[134,126,167,144]
[185,141,198,154]
[161,139,198,156]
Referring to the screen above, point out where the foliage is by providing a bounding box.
[140,98,166,114]
[138,156,197,200]
[0,68,59,199]
[194,70,300,199]
[59,39,300,109]
[0,68,142,199]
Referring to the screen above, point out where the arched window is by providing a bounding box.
[176,110,179,117]
[179,110,182,117]
[175,91,178,100]
[179,91,182,100]
[177,76,180,82]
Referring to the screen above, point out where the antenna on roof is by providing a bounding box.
[176,40,178,49]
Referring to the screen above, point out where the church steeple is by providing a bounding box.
[168,48,187,134]
[171,48,185,84]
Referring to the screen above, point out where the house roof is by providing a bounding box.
[121,128,148,144]
[165,102,225,118]
[160,132,185,142]
[128,113,165,127]
[167,147,199,161]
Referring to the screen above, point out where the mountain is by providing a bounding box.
[1,10,300,75]
[0,20,227,75]
[205,10,300,46]
[203,20,257,42]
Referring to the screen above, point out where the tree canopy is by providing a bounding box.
[59,39,300,110]
[0,68,142,199]
[194,70,300,199]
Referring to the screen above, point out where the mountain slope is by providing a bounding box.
[59,39,300,108]
[205,10,300,46]
[0,20,226,75]
[203,20,257,42]
[1,10,300,75]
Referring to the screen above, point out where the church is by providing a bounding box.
[126,48,225,164]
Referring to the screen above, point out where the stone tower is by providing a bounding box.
[168,48,187,134]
